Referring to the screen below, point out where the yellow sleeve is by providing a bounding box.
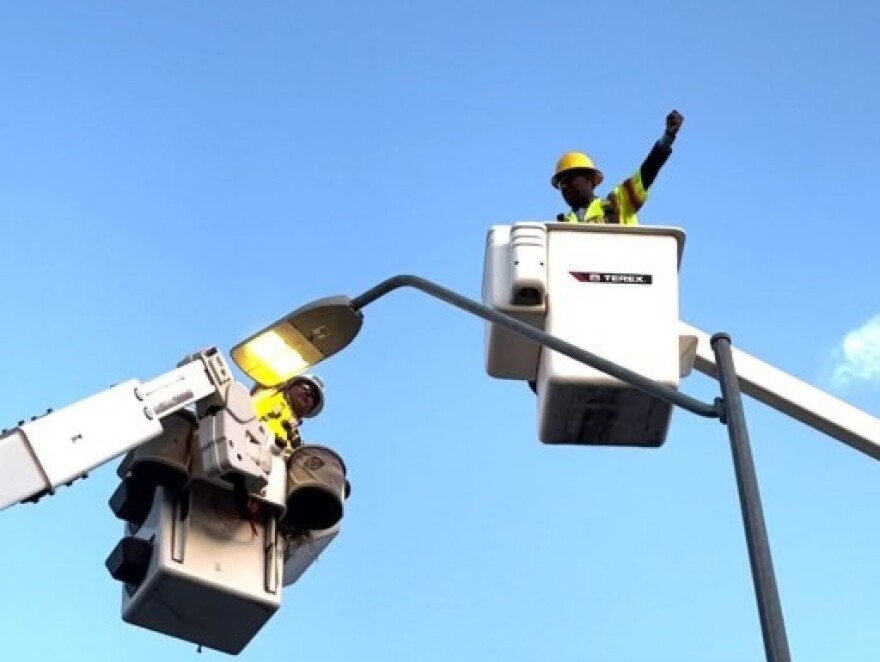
[252,387,299,446]
[610,171,648,226]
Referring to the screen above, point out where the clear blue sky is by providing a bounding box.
[1,2,879,661]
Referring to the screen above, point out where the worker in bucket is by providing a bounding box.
[284,374,325,421]
[552,110,684,225]
[251,374,325,452]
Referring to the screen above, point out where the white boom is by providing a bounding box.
[682,322,880,460]
[0,348,229,511]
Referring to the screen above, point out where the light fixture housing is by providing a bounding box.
[231,296,363,387]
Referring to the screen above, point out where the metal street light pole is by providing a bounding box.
[712,333,790,662]
[232,273,791,660]
[352,275,790,660]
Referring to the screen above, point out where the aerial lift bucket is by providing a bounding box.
[483,222,690,446]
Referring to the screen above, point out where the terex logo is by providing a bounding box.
[570,271,653,285]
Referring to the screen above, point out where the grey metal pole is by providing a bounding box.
[350,276,786,655]
[711,333,790,662]
[351,274,720,419]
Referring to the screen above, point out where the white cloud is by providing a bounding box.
[830,315,880,389]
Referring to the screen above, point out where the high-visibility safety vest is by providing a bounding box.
[560,170,648,226]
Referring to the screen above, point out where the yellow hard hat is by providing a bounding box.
[551,152,604,189]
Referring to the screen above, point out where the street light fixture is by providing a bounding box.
[231,296,364,387]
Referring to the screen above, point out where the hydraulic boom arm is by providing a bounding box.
[0,347,234,511]
[682,322,880,460]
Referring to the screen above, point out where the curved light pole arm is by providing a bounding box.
[351,274,720,419]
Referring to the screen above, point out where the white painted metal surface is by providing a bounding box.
[536,224,685,445]
[682,322,880,459]
[0,381,164,511]
[482,222,547,380]
[0,351,227,512]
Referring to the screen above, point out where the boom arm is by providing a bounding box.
[0,348,234,511]
[682,322,880,460]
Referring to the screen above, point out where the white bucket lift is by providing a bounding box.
[483,222,688,447]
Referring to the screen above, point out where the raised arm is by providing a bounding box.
[640,109,684,188]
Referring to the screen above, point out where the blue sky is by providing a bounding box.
[1,2,879,660]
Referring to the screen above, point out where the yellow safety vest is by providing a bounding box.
[252,387,301,450]
[560,170,648,226]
